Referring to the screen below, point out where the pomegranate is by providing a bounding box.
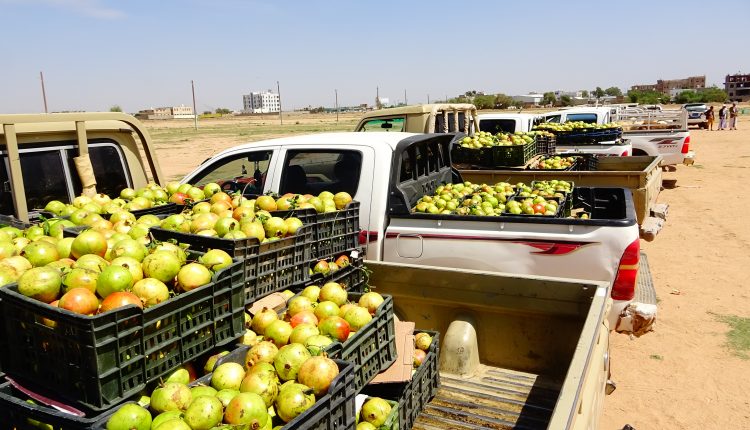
[251,307,279,335]
[0,240,17,259]
[210,201,233,216]
[215,389,240,408]
[198,249,233,271]
[203,351,229,373]
[287,296,314,316]
[297,355,339,396]
[319,282,347,306]
[73,254,108,273]
[240,371,279,408]
[289,323,319,345]
[183,395,223,430]
[255,195,277,212]
[47,219,76,239]
[307,197,324,213]
[318,316,351,342]
[1,255,32,274]
[190,213,217,233]
[232,206,254,221]
[169,192,189,205]
[333,192,353,210]
[55,237,74,259]
[44,200,67,215]
[176,263,212,292]
[284,217,303,236]
[358,292,385,315]
[21,240,59,267]
[132,278,169,307]
[210,362,246,391]
[314,301,340,321]
[245,341,278,367]
[338,302,356,318]
[304,335,334,356]
[274,344,311,382]
[151,242,187,265]
[12,237,31,253]
[99,291,143,313]
[105,403,152,430]
[343,306,372,332]
[360,397,391,427]
[415,332,433,351]
[71,230,107,258]
[413,349,427,367]
[150,382,192,413]
[240,220,265,241]
[224,392,270,427]
[300,285,320,302]
[110,256,144,283]
[263,217,288,239]
[247,362,276,379]
[96,265,134,298]
[290,310,318,328]
[0,265,20,286]
[312,260,330,276]
[110,239,148,262]
[18,266,61,303]
[110,211,136,224]
[265,320,293,348]
[62,268,98,294]
[58,287,99,315]
[335,254,350,267]
[142,251,181,283]
[274,383,315,423]
[241,329,259,346]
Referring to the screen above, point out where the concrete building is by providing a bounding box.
[135,105,194,120]
[243,91,280,113]
[631,75,706,94]
[512,93,544,105]
[725,73,750,102]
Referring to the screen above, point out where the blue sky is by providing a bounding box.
[1,0,748,114]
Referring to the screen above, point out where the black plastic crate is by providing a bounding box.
[311,202,360,261]
[306,251,367,293]
[0,214,32,229]
[555,128,622,145]
[572,153,600,171]
[362,331,440,430]
[150,226,310,304]
[151,345,356,430]
[293,292,397,392]
[0,251,245,411]
[505,194,565,218]
[534,134,556,155]
[451,141,535,168]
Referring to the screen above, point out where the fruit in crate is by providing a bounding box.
[505,196,559,216]
[459,130,536,149]
[360,397,392,427]
[534,155,577,170]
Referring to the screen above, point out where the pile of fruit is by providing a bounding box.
[505,196,560,216]
[458,131,536,149]
[357,397,395,429]
[532,155,577,170]
[310,253,351,277]
[532,122,621,133]
[529,180,573,194]
[412,332,433,368]
[0,216,234,313]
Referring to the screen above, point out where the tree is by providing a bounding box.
[627,90,671,105]
[604,87,623,97]
[700,86,728,103]
[494,93,515,109]
[581,90,589,98]
[473,94,497,109]
[675,91,702,104]
[542,92,556,106]
[109,105,122,112]
[215,108,231,115]
[593,87,605,99]
[559,95,573,107]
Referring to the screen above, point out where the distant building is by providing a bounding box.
[631,75,706,94]
[243,90,280,113]
[513,93,544,105]
[554,90,582,99]
[135,105,194,120]
[725,73,750,102]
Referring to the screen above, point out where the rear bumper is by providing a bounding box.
[683,151,696,165]
[613,252,657,336]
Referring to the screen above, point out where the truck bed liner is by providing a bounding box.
[414,365,562,430]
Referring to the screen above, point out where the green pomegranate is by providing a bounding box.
[150,382,192,413]
[274,383,315,423]
[183,395,223,430]
[18,266,61,303]
[240,370,280,408]
[360,397,392,427]
[150,411,183,430]
[224,392,270,427]
[274,344,311,382]
[105,403,152,430]
[142,250,181,283]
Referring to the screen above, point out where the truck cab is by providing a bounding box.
[354,104,479,134]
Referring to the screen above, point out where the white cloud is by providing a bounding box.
[1,0,126,19]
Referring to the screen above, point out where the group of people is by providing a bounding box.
[705,102,739,131]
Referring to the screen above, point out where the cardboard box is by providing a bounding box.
[370,316,415,384]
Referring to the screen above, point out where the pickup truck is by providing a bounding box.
[181,131,655,334]
[367,260,613,429]
[539,107,695,166]
[354,103,479,134]
[458,155,667,240]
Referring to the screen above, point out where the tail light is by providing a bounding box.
[621,150,629,156]
[358,230,379,245]
[681,135,691,154]
[612,239,639,301]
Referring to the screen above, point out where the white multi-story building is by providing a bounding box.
[243,91,280,113]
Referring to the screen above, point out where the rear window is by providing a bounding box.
[434,112,467,133]
[280,150,362,196]
[479,119,516,133]
[566,113,598,123]
[359,117,405,132]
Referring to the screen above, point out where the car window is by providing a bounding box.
[434,112,467,133]
[359,117,405,132]
[480,119,516,133]
[0,157,13,215]
[190,150,273,195]
[280,150,362,196]
[67,143,131,198]
[545,115,562,123]
[6,149,71,211]
[566,113,598,123]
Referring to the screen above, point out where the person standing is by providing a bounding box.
[718,104,727,130]
[729,102,738,130]
[705,106,715,130]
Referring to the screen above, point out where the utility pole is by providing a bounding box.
[335,89,339,123]
[40,71,48,113]
[191,80,198,130]
[404,89,407,106]
[427,94,430,104]
[277,81,282,125]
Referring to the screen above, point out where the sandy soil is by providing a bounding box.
[142,111,750,429]
[601,124,750,429]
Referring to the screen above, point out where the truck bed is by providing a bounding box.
[365,261,610,430]
[415,366,561,430]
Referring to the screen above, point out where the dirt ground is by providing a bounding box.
[143,112,750,429]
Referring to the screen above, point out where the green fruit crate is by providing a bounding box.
[150,224,311,305]
[0,251,245,411]
[356,397,400,430]
[361,331,440,430]
[306,251,367,293]
[154,345,357,430]
[285,292,397,393]
[451,141,535,168]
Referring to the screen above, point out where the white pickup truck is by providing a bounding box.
[539,107,695,166]
[181,132,655,334]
